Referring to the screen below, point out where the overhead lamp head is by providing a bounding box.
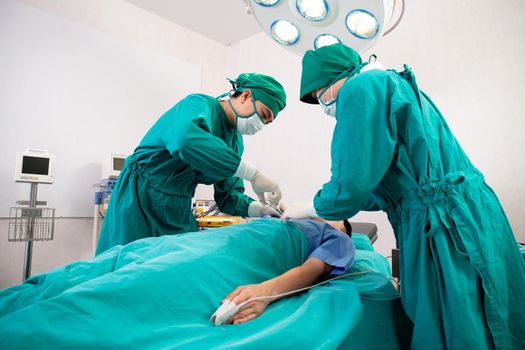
[270,19,300,45]
[313,33,341,49]
[346,9,380,39]
[296,0,329,22]
[246,0,403,55]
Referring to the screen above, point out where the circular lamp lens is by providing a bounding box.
[314,34,341,49]
[296,0,328,22]
[253,0,280,7]
[270,20,300,45]
[345,9,379,39]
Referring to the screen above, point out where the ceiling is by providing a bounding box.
[125,0,262,46]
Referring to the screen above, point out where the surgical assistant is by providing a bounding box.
[282,44,525,349]
[97,73,286,254]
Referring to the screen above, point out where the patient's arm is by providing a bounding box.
[223,257,333,324]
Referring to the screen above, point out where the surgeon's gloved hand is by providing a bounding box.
[248,201,282,218]
[276,201,287,212]
[261,205,282,218]
[251,170,282,206]
[281,201,318,222]
[234,159,282,206]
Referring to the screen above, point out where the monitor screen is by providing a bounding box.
[22,156,49,175]
[113,157,125,171]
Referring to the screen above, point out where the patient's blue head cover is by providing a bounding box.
[289,219,355,276]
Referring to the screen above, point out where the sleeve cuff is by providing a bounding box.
[234,159,257,181]
[306,200,318,218]
[248,200,263,217]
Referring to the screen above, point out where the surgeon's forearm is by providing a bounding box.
[264,257,332,300]
[213,178,252,216]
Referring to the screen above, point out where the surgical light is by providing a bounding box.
[270,20,300,45]
[245,0,405,55]
[346,9,379,39]
[296,0,328,22]
[314,33,341,49]
[254,0,281,6]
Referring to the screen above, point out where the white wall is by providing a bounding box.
[8,0,234,212]
[18,0,228,94]
[373,0,525,244]
[0,0,201,217]
[1,0,228,288]
[1,0,524,288]
[223,0,525,249]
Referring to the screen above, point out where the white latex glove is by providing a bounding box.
[261,205,282,218]
[275,201,287,212]
[248,201,282,218]
[256,193,267,205]
[281,201,318,222]
[250,170,282,206]
[256,194,286,210]
[234,159,282,206]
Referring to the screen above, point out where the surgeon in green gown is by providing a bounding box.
[97,73,287,254]
[282,44,525,349]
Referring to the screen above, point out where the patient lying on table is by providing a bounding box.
[222,219,355,324]
[0,218,358,349]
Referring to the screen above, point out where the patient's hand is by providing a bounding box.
[221,258,329,325]
[222,280,277,324]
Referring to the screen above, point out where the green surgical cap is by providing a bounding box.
[300,43,362,104]
[230,73,287,118]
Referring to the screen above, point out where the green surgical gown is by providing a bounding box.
[96,94,253,254]
[314,66,525,349]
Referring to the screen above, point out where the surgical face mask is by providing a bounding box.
[320,101,337,117]
[315,62,370,118]
[228,96,265,135]
[236,113,265,135]
[317,85,337,118]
